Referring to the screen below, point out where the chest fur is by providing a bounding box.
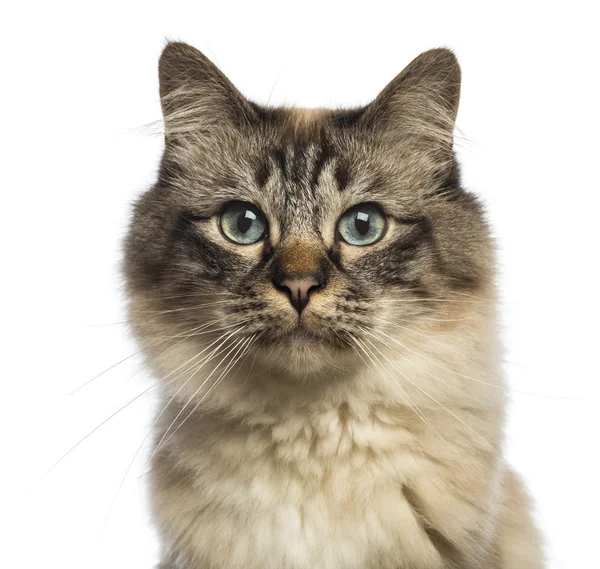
[152,406,489,569]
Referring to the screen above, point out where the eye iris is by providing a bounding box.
[220,202,266,244]
[355,212,370,236]
[337,203,385,246]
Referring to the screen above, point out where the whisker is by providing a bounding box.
[129,299,235,316]
[70,317,248,394]
[101,332,236,524]
[118,319,253,392]
[381,298,479,304]
[72,320,223,394]
[117,333,262,521]
[151,329,248,456]
[371,318,504,389]
[70,323,210,395]
[85,320,131,327]
[401,314,473,324]
[363,325,464,395]
[130,291,239,300]
[194,334,256,406]
[373,317,581,401]
[44,324,252,479]
[69,349,147,395]
[153,324,251,390]
[350,335,452,450]
[387,288,488,302]
[158,334,258,451]
[361,329,493,450]
[41,384,156,480]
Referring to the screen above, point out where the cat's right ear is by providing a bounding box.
[158,42,255,139]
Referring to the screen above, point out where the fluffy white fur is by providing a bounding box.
[140,290,543,569]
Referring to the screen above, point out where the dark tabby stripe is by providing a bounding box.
[310,143,334,191]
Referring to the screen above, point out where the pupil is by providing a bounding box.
[237,211,253,233]
[355,213,370,236]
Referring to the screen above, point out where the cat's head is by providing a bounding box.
[124,42,493,393]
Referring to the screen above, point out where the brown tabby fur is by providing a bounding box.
[123,42,544,569]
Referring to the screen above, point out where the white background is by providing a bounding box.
[1,2,599,568]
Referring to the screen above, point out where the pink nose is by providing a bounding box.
[279,278,321,314]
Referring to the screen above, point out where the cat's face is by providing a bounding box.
[124,43,492,384]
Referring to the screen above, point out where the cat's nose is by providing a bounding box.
[275,275,323,314]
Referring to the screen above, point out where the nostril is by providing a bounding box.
[307,281,325,296]
[281,278,319,299]
[278,277,322,314]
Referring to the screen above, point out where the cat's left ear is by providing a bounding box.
[158,42,256,139]
[360,48,461,150]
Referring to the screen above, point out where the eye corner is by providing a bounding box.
[180,210,211,224]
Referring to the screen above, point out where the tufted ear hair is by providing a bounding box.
[360,49,461,151]
[158,42,256,140]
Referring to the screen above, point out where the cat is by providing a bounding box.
[123,41,544,569]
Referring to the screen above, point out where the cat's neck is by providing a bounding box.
[156,350,505,474]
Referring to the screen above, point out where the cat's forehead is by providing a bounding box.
[249,139,422,226]
[173,105,431,226]
[251,140,345,235]
[255,108,354,191]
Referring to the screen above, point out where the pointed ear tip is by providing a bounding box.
[421,48,461,72]
[159,42,185,72]
[161,40,189,57]
[159,41,208,69]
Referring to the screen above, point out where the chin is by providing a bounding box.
[257,330,351,380]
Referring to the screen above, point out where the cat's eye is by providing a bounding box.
[337,203,387,246]
[220,201,268,245]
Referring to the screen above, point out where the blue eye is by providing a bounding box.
[220,202,267,245]
[337,203,386,246]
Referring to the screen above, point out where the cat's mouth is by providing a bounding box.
[261,321,350,350]
[252,320,354,377]
[280,327,323,343]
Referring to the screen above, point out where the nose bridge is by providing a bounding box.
[271,236,329,314]
[277,236,324,278]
